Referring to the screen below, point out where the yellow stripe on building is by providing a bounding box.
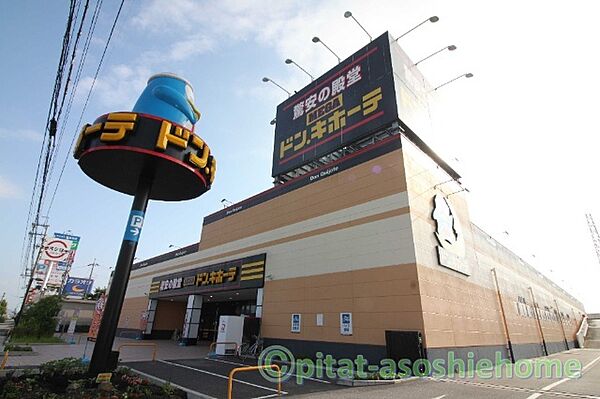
[241,267,264,275]
[242,261,264,268]
[240,274,264,281]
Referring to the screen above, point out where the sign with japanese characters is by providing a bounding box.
[340,312,353,335]
[40,237,73,262]
[63,277,94,298]
[272,32,398,176]
[74,112,216,201]
[148,253,266,299]
[291,314,301,333]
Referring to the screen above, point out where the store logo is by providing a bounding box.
[432,195,469,275]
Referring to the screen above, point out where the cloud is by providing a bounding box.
[77,64,152,110]
[168,34,214,61]
[0,175,21,199]
[0,127,43,142]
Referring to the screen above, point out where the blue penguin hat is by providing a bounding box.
[132,73,201,129]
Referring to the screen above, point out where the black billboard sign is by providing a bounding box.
[272,32,398,177]
[148,253,266,299]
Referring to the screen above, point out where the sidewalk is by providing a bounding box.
[4,334,211,368]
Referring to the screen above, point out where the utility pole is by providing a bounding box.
[86,259,100,280]
[585,213,600,266]
[15,222,49,326]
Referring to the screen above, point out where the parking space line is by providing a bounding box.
[158,359,289,394]
[129,366,217,399]
[205,357,332,385]
[251,394,281,399]
[526,353,600,399]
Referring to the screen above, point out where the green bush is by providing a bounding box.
[12,296,61,339]
[0,298,7,323]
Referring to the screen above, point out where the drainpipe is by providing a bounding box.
[528,287,548,356]
[554,299,569,350]
[491,268,515,363]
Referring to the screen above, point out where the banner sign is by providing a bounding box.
[88,294,107,341]
[54,233,80,266]
[272,31,398,176]
[63,277,94,298]
[148,253,266,299]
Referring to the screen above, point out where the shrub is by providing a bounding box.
[12,296,61,339]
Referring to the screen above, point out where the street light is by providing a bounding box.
[414,45,457,66]
[432,72,474,91]
[344,11,372,42]
[312,36,341,64]
[285,58,314,81]
[394,16,439,42]
[262,77,291,97]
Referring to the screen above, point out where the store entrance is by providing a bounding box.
[197,288,260,343]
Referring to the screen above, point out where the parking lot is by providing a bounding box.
[124,356,347,399]
[124,349,600,399]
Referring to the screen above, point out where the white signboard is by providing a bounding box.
[40,237,73,262]
[340,312,353,335]
[316,313,324,326]
[291,313,301,333]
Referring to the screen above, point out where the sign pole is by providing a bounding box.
[88,175,153,375]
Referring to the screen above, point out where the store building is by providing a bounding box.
[117,32,585,364]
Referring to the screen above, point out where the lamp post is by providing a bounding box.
[312,36,341,64]
[394,16,439,42]
[284,59,314,81]
[344,11,372,42]
[432,73,474,91]
[262,77,291,97]
[414,45,457,66]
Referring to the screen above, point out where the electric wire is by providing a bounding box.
[47,0,103,208]
[46,0,125,216]
[19,0,79,277]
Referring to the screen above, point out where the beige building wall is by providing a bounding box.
[119,148,421,349]
[118,133,584,363]
[401,136,584,359]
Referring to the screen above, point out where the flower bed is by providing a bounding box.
[0,358,186,398]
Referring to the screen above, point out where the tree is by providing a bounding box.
[13,295,62,338]
[0,298,7,323]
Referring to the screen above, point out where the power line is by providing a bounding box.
[20,0,79,277]
[46,0,126,215]
[46,0,104,213]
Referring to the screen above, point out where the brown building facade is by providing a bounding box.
[117,130,585,364]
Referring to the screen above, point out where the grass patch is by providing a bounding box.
[9,336,64,344]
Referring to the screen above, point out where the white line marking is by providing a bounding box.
[128,367,217,399]
[159,359,289,394]
[252,394,283,399]
[525,353,600,399]
[431,395,446,399]
[206,357,332,384]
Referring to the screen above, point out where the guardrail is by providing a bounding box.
[576,315,589,348]
[1,351,8,370]
[117,342,157,361]
[208,341,239,356]
[228,365,281,399]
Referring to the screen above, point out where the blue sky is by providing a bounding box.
[1,0,600,313]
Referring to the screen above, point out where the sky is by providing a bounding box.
[1,0,599,314]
